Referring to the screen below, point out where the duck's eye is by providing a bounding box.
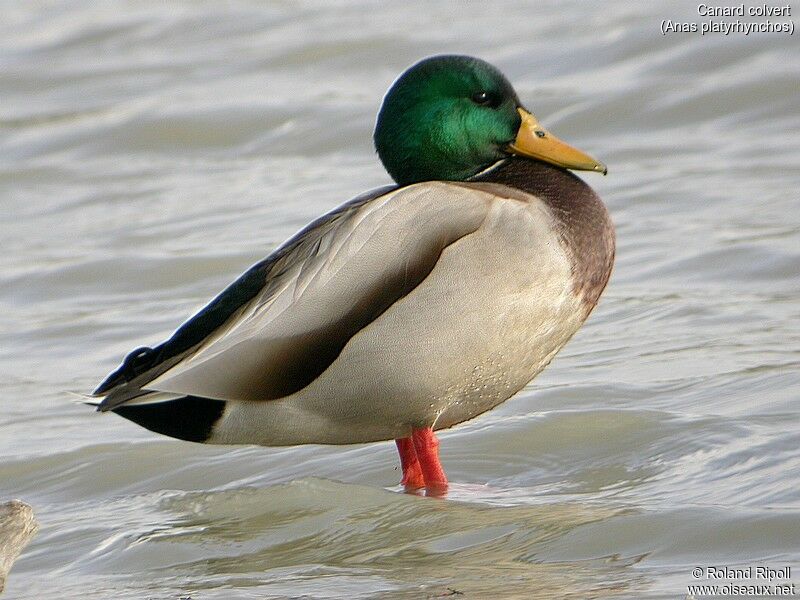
[471,91,497,107]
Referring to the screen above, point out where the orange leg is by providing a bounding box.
[411,427,448,494]
[395,437,425,489]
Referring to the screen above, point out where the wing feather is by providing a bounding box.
[97,182,491,409]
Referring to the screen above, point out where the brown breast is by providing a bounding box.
[474,157,615,310]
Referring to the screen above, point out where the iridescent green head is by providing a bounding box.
[373,55,606,186]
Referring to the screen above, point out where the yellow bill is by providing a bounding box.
[508,108,607,175]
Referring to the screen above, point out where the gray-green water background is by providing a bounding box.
[1,1,799,598]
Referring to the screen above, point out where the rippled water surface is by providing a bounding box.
[1,1,799,598]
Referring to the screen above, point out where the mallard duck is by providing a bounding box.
[93,55,614,494]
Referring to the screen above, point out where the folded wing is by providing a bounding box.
[97,182,492,409]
